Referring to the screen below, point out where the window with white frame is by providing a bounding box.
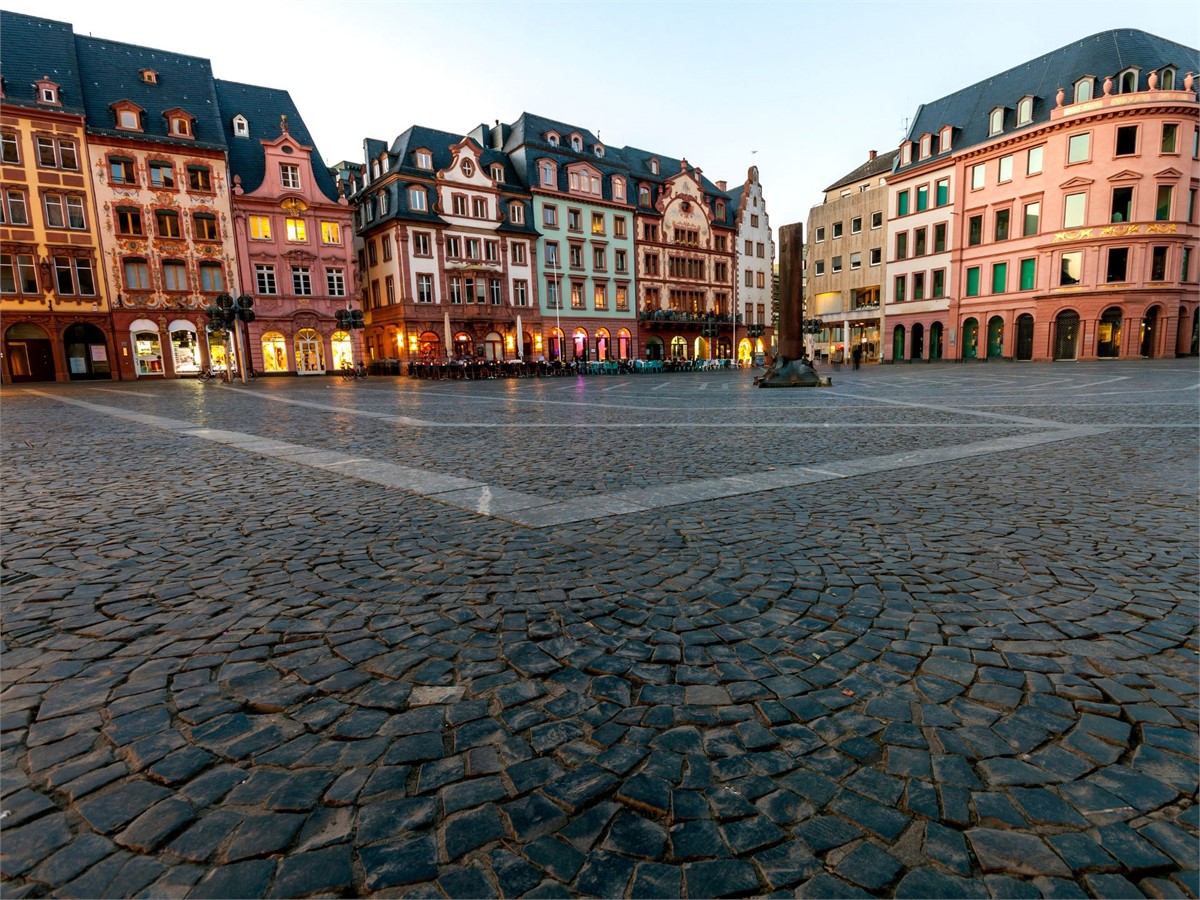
[989,108,1005,136]
[327,268,346,296]
[418,273,434,303]
[255,264,277,294]
[413,232,431,256]
[280,163,301,189]
[292,267,312,295]
[416,150,433,169]
[1017,97,1034,126]
[409,187,427,211]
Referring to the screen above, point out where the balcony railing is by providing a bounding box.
[638,309,743,324]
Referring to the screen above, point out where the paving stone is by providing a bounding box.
[525,835,585,882]
[575,849,637,897]
[221,813,305,863]
[488,848,543,898]
[113,798,195,853]
[796,872,875,898]
[1047,832,1120,874]
[835,841,903,890]
[187,859,275,899]
[683,859,763,898]
[1095,822,1175,871]
[630,861,683,899]
[894,867,989,899]
[268,844,354,898]
[967,828,1071,878]
[438,865,497,899]
[444,804,506,860]
[75,780,173,835]
[359,835,439,891]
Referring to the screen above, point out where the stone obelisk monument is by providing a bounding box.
[756,222,828,387]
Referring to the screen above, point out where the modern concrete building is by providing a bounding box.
[886,29,1199,362]
[806,149,896,363]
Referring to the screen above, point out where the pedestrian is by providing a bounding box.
[852,346,862,370]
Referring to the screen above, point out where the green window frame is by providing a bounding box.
[936,179,949,207]
[897,191,909,216]
[1019,258,1036,290]
[916,186,929,212]
[966,267,981,296]
[992,262,1008,294]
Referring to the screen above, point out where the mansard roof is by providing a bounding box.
[896,28,1199,175]
[72,33,226,150]
[213,79,340,202]
[0,11,86,115]
[824,149,899,193]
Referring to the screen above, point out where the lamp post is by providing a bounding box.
[206,293,255,384]
[548,249,562,362]
[802,317,822,362]
[701,313,719,362]
[335,306,366,373]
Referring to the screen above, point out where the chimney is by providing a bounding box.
[492,120,503,150]
[869,150,877,161]
[716,180,727,191]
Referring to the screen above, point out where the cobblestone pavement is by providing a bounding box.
[2,360,1197,899]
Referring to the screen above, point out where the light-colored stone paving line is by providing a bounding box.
[26,389,1110,529]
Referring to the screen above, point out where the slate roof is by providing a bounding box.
[213,79,340,202]
[824,149,899,193]
[73,34,226,151]
[0,11,85,115]
[895,28,1200,176]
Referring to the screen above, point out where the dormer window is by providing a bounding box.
[900,142,911,166]
[546,132,560,147]
[371,160,380,179]
[1159,67,1176,90]
[112,100,144,132]
[35,77,60,106]
[649,158,659,175]
[570,134,582,152]
[1017,96,1034,126]
[490,164,504,182]
[940,126,954,152]
[461,159,474,177]
[988,107,1005,136]
[140,69,158,85]
[381,155,390,173]
[715,200,726,219]
[594,144,604,158]
[1118,68,1139,93]
[540,160,556,187]
[612,177,625,203]
[919,134,932,159]
[164,108,195,139]
[232,115,249,137]
[1074,77,1094,102]
[509,201,524,224]
[415,149,432,169]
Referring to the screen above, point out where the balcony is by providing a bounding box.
[638,309,743,325]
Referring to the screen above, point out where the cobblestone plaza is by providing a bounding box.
[2,361,1197,898]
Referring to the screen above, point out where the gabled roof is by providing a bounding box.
[824,149,899,193]
[0,11,86,115]
[213,79,340,202]
[896,28,1199,175]
[73,33,226,150]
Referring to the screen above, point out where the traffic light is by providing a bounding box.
[351,309,364,329]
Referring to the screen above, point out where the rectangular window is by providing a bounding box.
[255,264,277,294]
[814,260,825,276]
[292,267,312,295]
[413,232,431,256]
[897,191,909,216]
[149,161,175,189]
[124,259,151,290]
[162,260,187,292]
[998,155,1013,183]
[966,266,981,296]
[1027,146,1044,175]
[850,252,862,270]
[117,208,143,235]
[1155,185,1173,220]
[1161,123,1178,154]
[991,262,1007,293]
[193,214,217,240]
[409,188,427,211]
[5,190,29,225]
[452,196,467,216]
[385,276,396,305]
[1023,201,1041,236]
[1068,133,1090,164]
[832,222,843,238]
[916,185,928,211]
[1106,248,1128,283]
[591,212,605,235]
[466,238,481,260]
[935,178,949,206]
[546,279,561,309]
[280,164,301,189]
[286,218,307,242]
[1189,188,1197,224]
[614,217,627,238]
[871,211,882,229]
[615,249,627,273]
[188,166,212,191]
[321,221,341,244]
[327,268,346,296]
[417,273,434,303]
[569,245,582,268]
[932,268,945,298]
[616,286,629,311]
[1115,125,1138,156]
[485,240,498,262]
[594,247,606,270]
[513,280,527,306]
[994,209,1010,241]
[745,269,754,286]
[1182,247,1192,282]
[913,272,925,300]
[1110,187,1133,223]
[968,215,983,246]
[1019,257,1036,290]
[813,229,824,244]
[43,193,65,228]
[757,242,765,258]
[472,198,487,218]
[445,237,460,258]
[543,205,558,227]
[894,274,906,302]
[567,209,581,231]
[110,158,135,185]
[895,232,908,260]
[489,278,501,305]
[546,242,559,266]
[199,264,223,292]
[594,284,607,309]
[831,256,842,273]
[250,216,272,239]
[0,131,19,164]
[1150,246,1168,281]
[914,227,927,256]
[1063,193,1086,228]
[972,164,985,189]
[756,272,766,288]
[571,283,584,309]
[1060,251,1082,286]
[851,216,862,234]
[367,241,378,266]
[933,222,947,253]
[512,243,526,265]
[870,248,881,266]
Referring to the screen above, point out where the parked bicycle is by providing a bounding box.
[340,363,368,381]
[198,367,228,383]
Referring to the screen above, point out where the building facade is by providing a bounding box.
[731,165,775,364]
[216,81,356,376]
[1,12,114,383]
[805,150,895,364]
[886,29,1199,362]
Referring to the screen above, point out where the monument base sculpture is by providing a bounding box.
[755,356,831,388]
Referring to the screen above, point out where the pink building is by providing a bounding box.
[215,81,358,375]
[885,30,1198,362]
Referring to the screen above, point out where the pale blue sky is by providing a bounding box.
[8,0,1198,234]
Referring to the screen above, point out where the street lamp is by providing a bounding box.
[335,306,366,373]
[701,313,719,361]
[206,293,255,384]
[802,317,822,361]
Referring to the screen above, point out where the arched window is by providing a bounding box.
[570,134,582,152]
[572,327,588,360]
[639,185,651,206]
[612,177,625,202]
[261,331,287,371]
[546,132,559,147]
[988,107,1005,136]
[670,336,687,359]
[540,161,555,187]
[232,115,249,137]
[1075,77,1094,102]
[1119,69,1138,94]
[331,330,354,370]
[1017,96,1033,126]
[1160,68,1176,90]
